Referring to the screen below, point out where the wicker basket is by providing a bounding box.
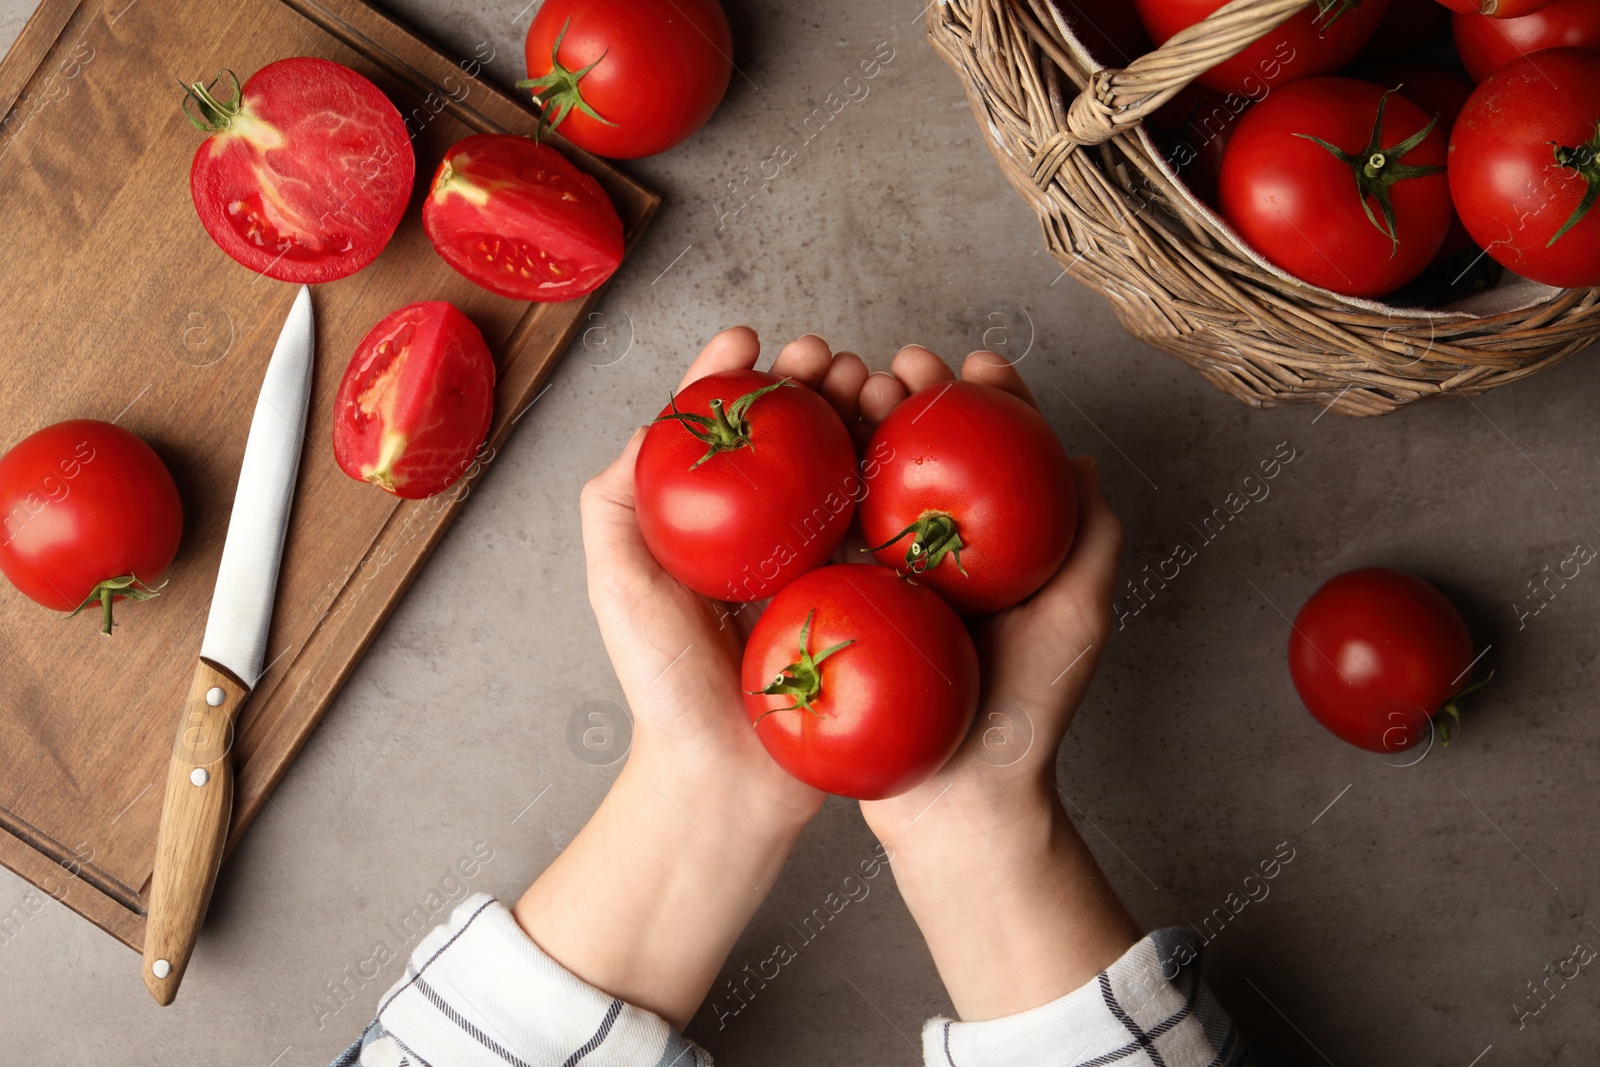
[927,0,1600,415]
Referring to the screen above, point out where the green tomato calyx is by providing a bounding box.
[750,609,853,721]
[514,18,619,141]
[1434,668,1495,748]
[870,509,969,578]
[1548,123,1600,248]
[1294,87,1444,257]
[66,574,166,637]
[655,378,795,469]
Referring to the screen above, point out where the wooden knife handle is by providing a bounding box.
[142,660,248,1006]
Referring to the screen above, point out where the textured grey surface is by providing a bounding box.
[2,1,1598,1065]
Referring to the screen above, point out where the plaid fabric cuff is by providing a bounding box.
[921,928,1244,1067]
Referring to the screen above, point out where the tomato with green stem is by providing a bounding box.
[742,564,980,800]
[0,420,182,635]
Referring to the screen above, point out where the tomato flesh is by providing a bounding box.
[1289,568,1473,753]
[859,381,1076,615]
[423,134,623,302]
[0,420,182,632]
[188,58,413,283]
[742,564,980,800]
[332,302,496,499]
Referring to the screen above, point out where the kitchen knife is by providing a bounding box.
[142,284,314,1006]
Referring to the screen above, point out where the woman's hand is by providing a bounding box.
[514,327,868,1029]
[856,345,1142,1022]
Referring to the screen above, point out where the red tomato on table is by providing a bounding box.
[519,0,733,158]
[186,58,413,283]
[859,381,1076,615]
[423,134,623,302]
[332,302,496,500]
[1134,0,1390,94]
[635,370,857,602]
[0,420,182,634]
[743,565,980,800]
[1448,49,1600,288]
[1218,78,1451,297]
[1454,0,1600,80]
[1289,568,1474,753]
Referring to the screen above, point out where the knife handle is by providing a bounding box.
[142,660,248,1006]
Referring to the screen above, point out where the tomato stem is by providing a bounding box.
[180,70,243,132]
[1547,123,1600,248]
[749,609,853,721]
[1436,668,1495,747]
[66,574,166,637]
[514,18,620,142]
[1311,0,1361,35]
[1294,87,1444,257]
[870,509,969,577]
[654,378,795,469]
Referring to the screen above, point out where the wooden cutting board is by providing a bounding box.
[0,0,658,950]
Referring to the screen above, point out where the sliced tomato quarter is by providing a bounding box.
[422,133,623,302]
[186,58,414,283]
[332,302,496,500]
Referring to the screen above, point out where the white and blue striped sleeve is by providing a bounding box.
[330,893,709,1067]
[922,929,1246,1067]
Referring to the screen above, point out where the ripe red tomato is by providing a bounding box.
[1359,0,1453,59]
[1218,78,1451,297]
[333,302,495,500]
[1448,49,1600,288]
[0,420,182,634]
[1289,568,1473,753]
[635,369,857,602]
[859,381,1075,616]
[1133,0,1390,94]
[1434,0,1557,17]
[1454,0,1600,80]
[185,58,413,283]
[518,0,732,159]
[742,564,980,800]
[423,134,623,303]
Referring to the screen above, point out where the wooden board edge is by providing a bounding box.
[0,0,78,120]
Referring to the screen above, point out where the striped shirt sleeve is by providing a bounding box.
[329,893,709,1067]
[922,928,1246,1067]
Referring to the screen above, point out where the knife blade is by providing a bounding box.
[142,284,314,1005]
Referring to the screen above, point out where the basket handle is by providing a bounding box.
[1050,0,1316,148]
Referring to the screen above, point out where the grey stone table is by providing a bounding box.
[2,1,1597,1064]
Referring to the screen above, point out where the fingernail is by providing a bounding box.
[801,332,831,348]
[867,370,897,379]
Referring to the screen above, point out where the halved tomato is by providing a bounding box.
[422,133,623,302]
[332,302,496,500]
[185,58,413,283]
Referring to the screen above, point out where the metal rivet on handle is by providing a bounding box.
[190,767,209,787]
[152,959,171,979]
[206,687,225,707]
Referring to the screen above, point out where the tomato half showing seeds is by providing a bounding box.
[859,381,1076,616]
[333,302,496,500]
[1449,49,1600,289]
[518,0,733,158]
[1133,0,1390,95]
[423,134,623,302]
[634,369,858,602]
[0,420,182,635]
[1289,568,1474,754]
[742,564,980,800]
[1219,78,1451,297]
[185,58,413,283]
[1454,0,1600,81]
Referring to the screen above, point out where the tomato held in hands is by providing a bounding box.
[859,381,1076,616]
[635,370,857,602]
[1218,78,1451,297]
[423,134,623,302]
[1449,50,1600,288]
[518,0,733,158]
[0,420,182,634]
[1133,0,1390,95]
[333,302,496,500]
[185,58,413,283]
[1289,568,1475,753]
[1454,0,1600,81]
[743,565,980,800]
